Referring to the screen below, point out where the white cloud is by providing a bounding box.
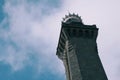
[0,0,65,75]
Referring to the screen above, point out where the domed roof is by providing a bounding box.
[62,13,82,23]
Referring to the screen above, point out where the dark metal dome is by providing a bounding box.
[62,13,82,23]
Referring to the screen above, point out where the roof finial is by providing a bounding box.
[73,13,75,16]
[63,18,65,21]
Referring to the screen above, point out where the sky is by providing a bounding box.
[0,0,120,80]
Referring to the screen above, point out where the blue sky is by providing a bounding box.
[0,0,120,80]
[0,0,64,80]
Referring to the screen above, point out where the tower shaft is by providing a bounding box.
[56,14,108,80]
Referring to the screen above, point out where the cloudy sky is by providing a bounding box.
[0,0,120,80]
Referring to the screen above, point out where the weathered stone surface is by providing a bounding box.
[56,14,108,80]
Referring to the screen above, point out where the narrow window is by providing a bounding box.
[78,29,83,37]
[85,30,89,38]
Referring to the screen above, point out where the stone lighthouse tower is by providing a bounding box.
[56,13,108,80]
